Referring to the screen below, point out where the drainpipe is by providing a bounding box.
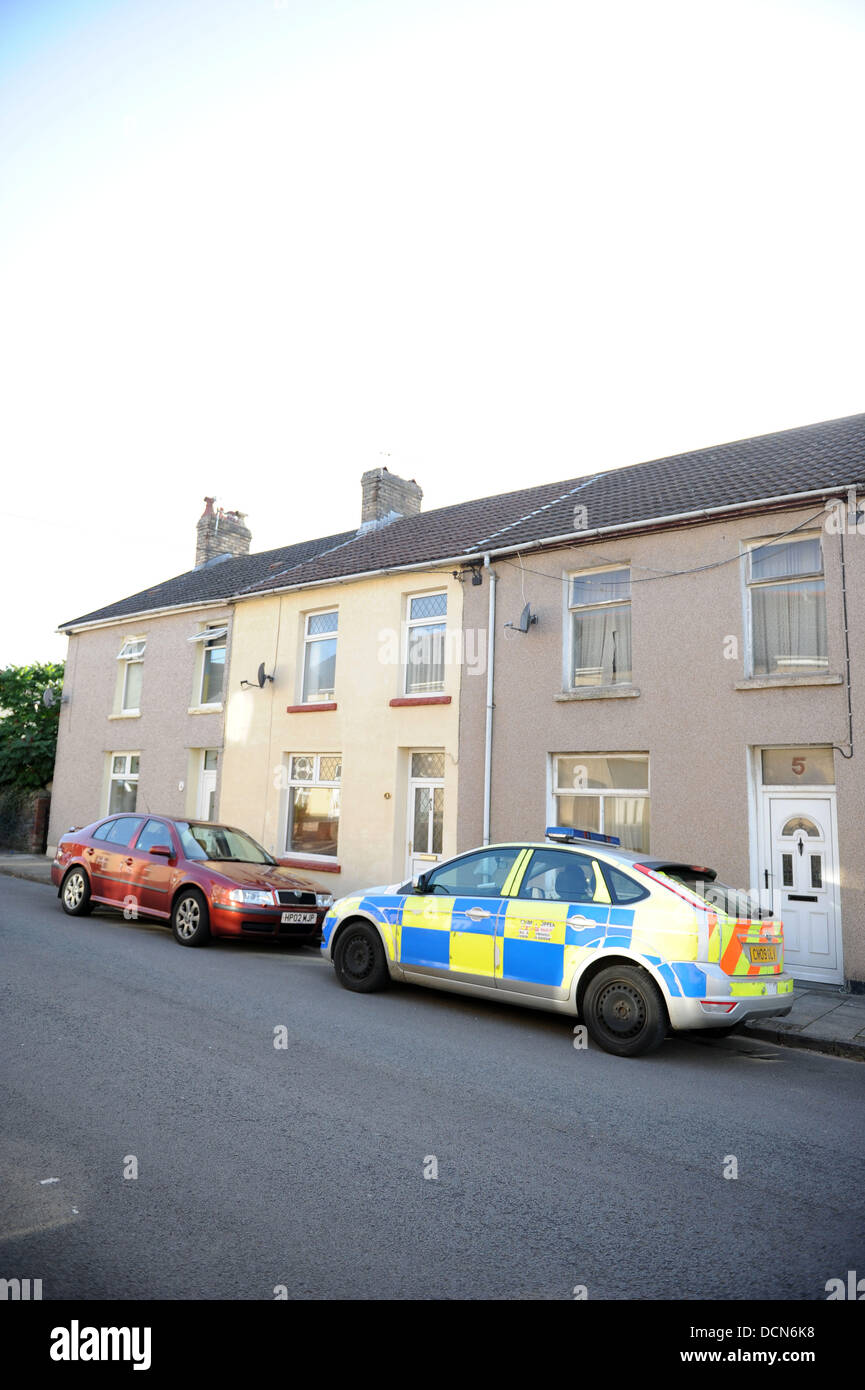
[483,554,496,845]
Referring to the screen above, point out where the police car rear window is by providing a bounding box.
[600,863,649,904]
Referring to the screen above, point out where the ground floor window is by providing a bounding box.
[285,753,341,858]
[109,753,140,814]
[551,753,649,852]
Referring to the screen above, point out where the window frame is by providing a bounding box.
[107,753,140,815]
[198,626,227,708]
[283,752,342,861]
[743,533,828,678]
[301,609,339,704]
[403,590,448,696]
[549,752,650,852]
[564,564,632,689]
[116,638,146,714]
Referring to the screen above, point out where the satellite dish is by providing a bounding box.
[42,687,56,708]
[257,663,267,688]
[505,604,538,634]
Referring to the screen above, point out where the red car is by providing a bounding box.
[51,815,334,948]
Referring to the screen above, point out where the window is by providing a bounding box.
[302,611,338,702]
[199,628,226,705]
[136,819,174,853]
[552,753,649,852]
[405,592,447,694]
[603,863,650,904]
[103,817,145,847]
[425,847,521,897]
[747,537,827,676]
[517,849,604,903]
[760,746,834,787]
[177,822,274,864]
[117,638,146,712]
[108,754,140,814]
[285,754,341,858]
[568,567,631,686]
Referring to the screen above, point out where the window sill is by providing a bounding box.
[285,702,337,713]
[555,685,640,701]
[109,711,141,720]
[734,673,843,691]
[281,857,341,874]
[187,704,224,715]
[389,695,452,707]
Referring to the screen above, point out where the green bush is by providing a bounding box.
[0,663,65,790]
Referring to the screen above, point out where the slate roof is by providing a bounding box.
[60,529,356,629]
[247,412,865,594]
[61,413,865,628]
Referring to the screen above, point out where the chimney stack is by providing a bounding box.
[195,498,252,568]
[360,467,423,529]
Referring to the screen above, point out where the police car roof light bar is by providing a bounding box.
[545,825,622,847]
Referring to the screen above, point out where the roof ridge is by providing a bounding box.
[237,528,366,594]
[473,474,604,550]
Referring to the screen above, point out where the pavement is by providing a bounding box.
[2,850,863,1062]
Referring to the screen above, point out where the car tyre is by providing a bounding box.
[61,867,93,917]
[333,921,390,993]
[582,963,668,1057]
[171,887,210,947]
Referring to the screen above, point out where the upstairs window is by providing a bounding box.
[302,611,338,702]
[405,592,447,695]
[747,537,827,676]
[117,638,146,713]
[568,568,631,687]
[200,628,227,705]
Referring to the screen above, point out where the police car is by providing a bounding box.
[321,828,794,1056]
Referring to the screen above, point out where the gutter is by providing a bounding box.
[58,483,859,632]
[58,597,233,636]
[238,484,856,600]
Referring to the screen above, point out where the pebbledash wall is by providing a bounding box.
[218,570,465,894]
[457,503,865,989]
[47,604,233,852]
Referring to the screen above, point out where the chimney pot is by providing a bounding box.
[195,498,252,568]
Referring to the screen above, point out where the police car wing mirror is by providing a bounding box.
[414,872,429,894]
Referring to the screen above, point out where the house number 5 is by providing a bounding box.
[792,757,805,776]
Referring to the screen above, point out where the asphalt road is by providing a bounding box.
[1,876,863,1301]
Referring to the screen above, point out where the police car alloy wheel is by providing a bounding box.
[334,922,389,993]
[582,964,667,1057]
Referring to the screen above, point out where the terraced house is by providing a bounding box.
[49,415,865,989]
[453,415,865,991]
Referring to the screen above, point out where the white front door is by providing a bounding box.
[198,750,218,821]
[406,750,445,881]
[765,795,841,983]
